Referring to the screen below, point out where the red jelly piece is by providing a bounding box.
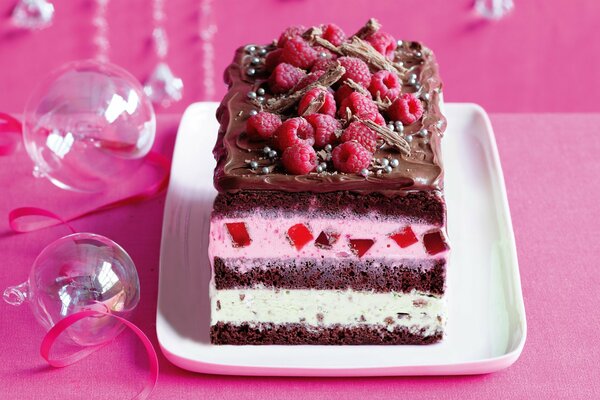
[287,223,314,250]
[389,226,418,248]
[423,230,449,255]
[225,222,251,247]
[314,230,340,249]
[349,239,375,258]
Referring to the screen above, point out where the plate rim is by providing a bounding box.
[156,101,527,376]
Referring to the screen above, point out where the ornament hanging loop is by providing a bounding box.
[3,281,29,306]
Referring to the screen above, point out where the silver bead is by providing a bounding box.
[360,168,369,177]
[422,93,430,101]
[324,144,332,152]
[387,123,395,131]
[418,128,429,137]
[247,91,257,99]
[257,87,265,96]
[319,162,327,169]
[394,121,403,129]
[397,61,404,67]
[396,40,403,47]
[251,57,260,65]
[257,96,265,103]
[316,165,324,173]
[258,48,267,56]
[247,68,256,76]
[405,135,413,143]
[249,109,258,116]
[249,161,258,169]
[409,73,417,81]
[390,159,399,167]
[263,146,271,154]
[414,83,422,90]
[415,51,422,58]
[268,150,277,158]
[261,166,270,174]
[246,45,257,53]
[396,124,404,133]
[384,166,393,173]
[381,158,390,167]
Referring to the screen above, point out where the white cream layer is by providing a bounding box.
[211,288,445,336]
[209,216,447,265]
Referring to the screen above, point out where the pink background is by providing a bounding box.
[1,0,600,113]
[1,0,600,398]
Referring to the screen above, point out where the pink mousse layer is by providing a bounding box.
[209,216,447,265]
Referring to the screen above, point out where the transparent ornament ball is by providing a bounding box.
[23,60,156,193]
[3,233,140,346]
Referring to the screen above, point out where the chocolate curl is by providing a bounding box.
[355,117,411,156]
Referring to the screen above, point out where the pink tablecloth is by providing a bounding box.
[1,113,599,399]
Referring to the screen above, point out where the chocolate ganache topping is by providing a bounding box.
[213,19,447,194]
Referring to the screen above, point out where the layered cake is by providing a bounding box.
[209,19,449,345]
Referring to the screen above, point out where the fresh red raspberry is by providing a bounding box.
[311,58,334,73]
[264,48,283,72]
[338,92,379,121]
[334,84,354,104]
[337,57,371,87]
[388,93,424,125]
[277,25,306,48]
[374,112,386,126]
[280,36,318,69]
[305,113,341,148]
[322,23,346,46]
[268,63,306,94]
[366,31,397,60]
[332,141,372,174]
[282,143,317,175]
[273,117,315,150]
[369,70,402,101]
[340,121,378,153]
[294,70,325,91]
[246,112,282,140]
[298,87,336,117]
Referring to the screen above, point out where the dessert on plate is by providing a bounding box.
[209,19,449,345]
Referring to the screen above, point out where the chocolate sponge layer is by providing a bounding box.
[212,190,445,225]
[210,322,443,345]
[214,257,446,295]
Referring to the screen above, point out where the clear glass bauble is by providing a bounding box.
[3,233,140,346]
[23,60,156,193]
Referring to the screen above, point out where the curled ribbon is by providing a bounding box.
[41,309,159,400]
[2,112,164,398]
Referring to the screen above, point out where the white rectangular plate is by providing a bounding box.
[157,102,526,376]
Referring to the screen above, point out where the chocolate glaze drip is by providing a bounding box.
[213,38,447,194]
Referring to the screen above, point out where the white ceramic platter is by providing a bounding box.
[156,102,526,376]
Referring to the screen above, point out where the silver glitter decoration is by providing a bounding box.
[261,166,270,174]
[257,88,265,96]
[249,161,258,169]
[11,0,54,30]
[475,0,514,20]
[144,62,184,107]
[247,91,257,99]
[390,159,399,167]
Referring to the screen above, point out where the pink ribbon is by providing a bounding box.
[41,309,159,400]
[2,112,164,398]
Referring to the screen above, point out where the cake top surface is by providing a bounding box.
[213,19,446,194]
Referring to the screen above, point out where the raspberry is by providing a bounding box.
[322,23,346,46]
[273,117,315,150]
[369,70,402,101]
[277,25,305,48]
[298,87,336,117]
[366,31,397,60]
[388,93,424,125]
[334,84,354,104]
[374,112,386,126]
[294,70,324,91]
[264,48,283,72]
[340,121,378,153]
[332,141,372,173]
[268,63,306,94]
[311,58,334,73]
[337,57,371,87]
[282,143,317,175]
[246,112,282,140]
[280,36,318,69]
[338,92,379,121]
[305,113,340,148]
